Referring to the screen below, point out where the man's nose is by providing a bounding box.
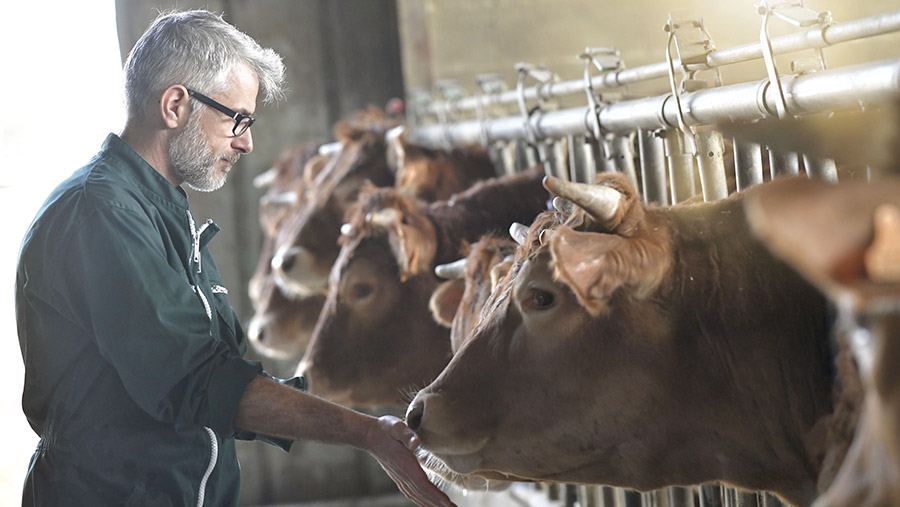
[233,129,253,154]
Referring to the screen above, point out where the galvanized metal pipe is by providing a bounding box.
[613,134,639,189]
[696,130,729,201]
[638,129,669,205]
[768,149,801,177]
[416,11,900,117]
[409,58,900,147]
[802,154,838,182]
[663,129,697,203]
[733,140,764,191]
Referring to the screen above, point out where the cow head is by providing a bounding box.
[744,176,900,507]
[407,173,833,505]
[294,185,452,407]
[246,273,326,359]
[271,108,397,298]
[388,128,497,202]
[429,236,517,354]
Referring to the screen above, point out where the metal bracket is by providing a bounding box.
[578,47,621,142]
[515,62,559,150]
[434,79,467,149]
[756,1,834,119]
[664,11,717,154]
[474,74,509,147]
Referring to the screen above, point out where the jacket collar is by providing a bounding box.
[101,133,191,209]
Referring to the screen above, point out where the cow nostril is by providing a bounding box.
[406,400,424,432]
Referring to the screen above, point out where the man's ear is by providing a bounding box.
[159,85,191,130]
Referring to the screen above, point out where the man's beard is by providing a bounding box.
[168,111,240,192]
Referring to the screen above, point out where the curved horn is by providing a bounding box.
[366,207,402,229]
[340,223,353,236]
[434,258,467,280]
[552,196,573,215]
[318,141,343,156]
[385,125,406,142]
[253,167,279,188]
[542,175,622,223]
[260,191,299,207]
[509,222,528,246]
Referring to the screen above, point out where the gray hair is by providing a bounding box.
[123,9,286,120]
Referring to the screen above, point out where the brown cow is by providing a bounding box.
[270,108,398,298]
[429,235,517,354]
[295,165,550,407]
[406,172,841,506]
[744,176,900,507]
[389,128,499,202]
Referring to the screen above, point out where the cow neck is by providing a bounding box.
[660,197,833,504]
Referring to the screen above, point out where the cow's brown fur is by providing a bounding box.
[744,176,900,507]
[296,166,550,407]
[408,173,836,506]
[393,138,498,202]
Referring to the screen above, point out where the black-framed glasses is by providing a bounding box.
[186,88,255,137]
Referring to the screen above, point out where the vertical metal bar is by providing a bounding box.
[487,143,507,177]
[612,133,639,190]
[663,129,696,203]
[760,492,785,507]
[802,154,838,182]
[581,138,600,183]
[638,129,669,206]
[733,139,764,191]
[578,485,602,507]
[695,130,729,201]
[699,485,723,507]
[768,148,800,178]
[601,487,617,507]
[568,135,583,182]
[565,484,578,507]
[599,137,618,174]
[620,489,643,507]
[668,486,694,507]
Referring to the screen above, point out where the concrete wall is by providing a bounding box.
[114,1,405,505]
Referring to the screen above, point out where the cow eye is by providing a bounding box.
[525,288,555,310]
[350,282,373,300]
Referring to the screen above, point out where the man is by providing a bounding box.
[15,10,453,507]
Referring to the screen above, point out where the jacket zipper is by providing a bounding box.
[196,427,219,507]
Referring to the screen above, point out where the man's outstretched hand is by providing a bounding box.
[365,415,456,507]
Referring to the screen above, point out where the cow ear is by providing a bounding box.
[490,259,514,293]
[549,225,671,316]
[430,279,465,328]
[367,206,437,280]
[745,177,900,306]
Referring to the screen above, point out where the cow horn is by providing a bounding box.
[542,175,622,223]
[260,191,299,207]
[318,141,343,156]
[434,258,467,280]
[552,196,574,215]
[366,207,402,229]
[253,167,278,188]
[340,223,353,236]
[509,222,528,246]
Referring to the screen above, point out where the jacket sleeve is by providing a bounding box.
[53,203,261,436]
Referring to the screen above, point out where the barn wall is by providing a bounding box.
[396,0,900,105]
[114,1,406,505]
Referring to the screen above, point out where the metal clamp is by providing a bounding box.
[474,74,508,147]
[515,62,558,149]
[664,11,716,154]
[578,47,621,141]
[434,79,467,149]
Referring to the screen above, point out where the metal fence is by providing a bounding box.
[404,3,900,507]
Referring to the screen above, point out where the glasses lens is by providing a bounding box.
[234,116,254,137]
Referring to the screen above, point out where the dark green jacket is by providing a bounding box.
[16,134,298,506]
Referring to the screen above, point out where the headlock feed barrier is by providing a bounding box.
[403,2,900,507]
